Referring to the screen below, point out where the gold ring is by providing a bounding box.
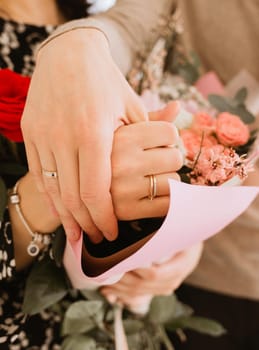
[42,169,58,179]
[148,174,157,200]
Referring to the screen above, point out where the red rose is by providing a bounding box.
[0,69,30,142]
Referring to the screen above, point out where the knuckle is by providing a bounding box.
[45,181,59,196]
[59,213,74,226]
[80,190,99,205]
[164,123,178,143]
[30,168,42,179]
[171,124,180,141]
[172,149,184,170]
[147,268,159,280]
[131,285,142,294]
[62,192,81,211]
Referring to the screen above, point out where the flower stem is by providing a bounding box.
[158,325,175,350]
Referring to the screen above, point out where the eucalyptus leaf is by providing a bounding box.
[166,316,226,337]
[232,105,255,124]
[226,98,240,109]
[234,87,247,103]
[148,295,177,324]
[173,299,193,319]
[62,300,105,335]
[208,93,255,124]
[127,332,146,350]
[22,256,68,315]
[207,94,231,112]
[80,289,106,302]
[178,65,199,85]
[0,177,7,221]
[177,51,201,84]
[123,319,145,334]
[52,226,66,267]
[61,335,97,350]
[190,51,201,68]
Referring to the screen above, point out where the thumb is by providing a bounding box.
[149,101,180,122]
[123,93,149,124]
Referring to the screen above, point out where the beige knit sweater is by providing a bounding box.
[49,0,259,300]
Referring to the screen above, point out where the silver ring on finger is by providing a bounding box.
[148,174,157,201]
[42,169,58,179]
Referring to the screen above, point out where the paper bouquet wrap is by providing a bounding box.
[63,179,259,289]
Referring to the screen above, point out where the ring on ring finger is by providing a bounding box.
[42,169,58,179]
[148,174,157,201]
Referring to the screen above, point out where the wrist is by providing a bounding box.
[37,25,110,60]
[8,173,60,269]
[17,173,60,233]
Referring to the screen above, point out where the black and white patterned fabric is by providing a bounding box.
[0,17,65,350]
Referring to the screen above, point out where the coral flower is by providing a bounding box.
[216,112,250,147]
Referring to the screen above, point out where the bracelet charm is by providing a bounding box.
[9,181,52,257]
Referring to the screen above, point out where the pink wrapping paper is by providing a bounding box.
[195,71,225,97]
[63,179,259,289]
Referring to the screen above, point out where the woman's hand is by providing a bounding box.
[100,243,203,310]
[21,29,147,244]
[111,101,183,220]
[111,120,183,220]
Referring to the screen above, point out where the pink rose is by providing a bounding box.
[216,112,250,146]
[192,112,215,134]
[180,129,218,161]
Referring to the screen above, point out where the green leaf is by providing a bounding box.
[166,316,226,337]
[148,295,177,324]
[52,226,66,267]
[178,65,200,85]
[208,94,231,112]
[234,87,247,103]
[127,333,146,350]
[190,51,201,68]
[173,299,193,319]
[0,178,7,221]
[80,289,106,302]
[61,335,97,350]
[22,256,68,315]
[208,92,255,124]
[62,300,105,335]
[232,105,255,124]
[123,319,145,335]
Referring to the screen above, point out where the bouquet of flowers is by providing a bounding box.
[1,19,258,347]
[128,22,258,189]
[0,68,227,350]
[60,39,259,348]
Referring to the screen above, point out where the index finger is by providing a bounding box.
[79,126,118,241]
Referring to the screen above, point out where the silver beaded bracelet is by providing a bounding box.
[9,181,52,257]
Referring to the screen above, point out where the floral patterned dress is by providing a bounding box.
[0,17,63,350]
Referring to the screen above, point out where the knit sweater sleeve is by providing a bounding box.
[39,0,175,75]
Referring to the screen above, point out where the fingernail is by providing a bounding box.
[105,232,118,241]
[90,233,103,244]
